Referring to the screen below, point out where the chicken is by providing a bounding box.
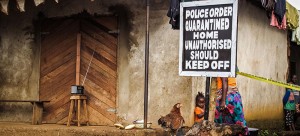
[158,103,185,136]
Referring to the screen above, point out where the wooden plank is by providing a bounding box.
[41,27,76,54]
[84,86,116,108]
[76,33,81,85]
[40,62,75,99]
[40,58,75,85]
[81,41,116,69]
[80,76,116,102]
[41,45,76,74]
[40,71,74,100]
[40,19,76,124]
[41,48,76,77]
[40,16,118,125]
[81,50,116,77]
[86,93,116,123]
[80,56,116,83]
[80,61,117,89]
[44,103,69,123]
[41,33,77,65]
[48,110,68,124]
[80,66,116,94]
[81,32,116,57]
[44,95,70,115]
[40,78,74,104]
[41,20,78,53]
[83,17,117,39]
[93,17,118,31]
[81,20,117,50]
[32,102,44,125]
[41,53,75,77]
[44,89,70,113]
[40,81,70,98]
[67,99,74,126]
[81,35,116,63]
[83,18,117,39]
[57,115,68,125]
[81,47,116,80]
[41,39,76,72]
[80,62,116,92]
[40,74,73,97]
[87,106,114,125]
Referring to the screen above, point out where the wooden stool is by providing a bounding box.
[67,94,89,126]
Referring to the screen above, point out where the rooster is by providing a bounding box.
[158,103,185,136]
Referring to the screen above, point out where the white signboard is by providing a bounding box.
[179,0,238,77]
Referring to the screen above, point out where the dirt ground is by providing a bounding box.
[0,122,167,136]
[3,121,300,136]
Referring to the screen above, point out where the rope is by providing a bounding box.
[81,49,95,86]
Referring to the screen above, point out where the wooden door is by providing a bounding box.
[40,15,118,125]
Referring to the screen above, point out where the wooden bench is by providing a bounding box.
[0,100,50,125]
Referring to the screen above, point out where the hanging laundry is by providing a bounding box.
[266,0,275,11]
[261,0,267,7]
[270,11,287,30]
[262,0,275,11]
[167,0,181,30]
[286,2,299,30]
[274,0,286,25]
[291,11,300,45]
[262,0,275,19]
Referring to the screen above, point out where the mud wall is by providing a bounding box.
[237,1,288,127]
[0,0,288,128]
[0,0,195,125]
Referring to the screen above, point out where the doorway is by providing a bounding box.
[39,13,118,125]
[289,41,300,84]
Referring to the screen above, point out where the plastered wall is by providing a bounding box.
[0,0,195,126]
[237,1,288,125]
[0,0,288,128]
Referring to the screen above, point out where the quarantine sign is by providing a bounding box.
[179,0,238,77]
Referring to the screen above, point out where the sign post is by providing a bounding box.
[179,0,238,77]
[179,0,238,120]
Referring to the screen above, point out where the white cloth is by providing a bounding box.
[292,11,300,45]
[293,90,300,96]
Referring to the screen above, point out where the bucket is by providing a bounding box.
[248,128,259,136]
[71,85,84,94]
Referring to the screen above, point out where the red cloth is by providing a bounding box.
[270,11,286,30]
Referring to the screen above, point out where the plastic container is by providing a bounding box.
[248,128,259,136]
[71,85,84,94]
[133,120,152,128]
[134,123,152,129]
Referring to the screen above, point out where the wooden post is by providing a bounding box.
[32,102,44,125]
[77,99,81,126]
[76,33,81,85]
[209,77,217,122]
[204,77,211,120]
[67,100,74,126]
[144,0,150,129]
